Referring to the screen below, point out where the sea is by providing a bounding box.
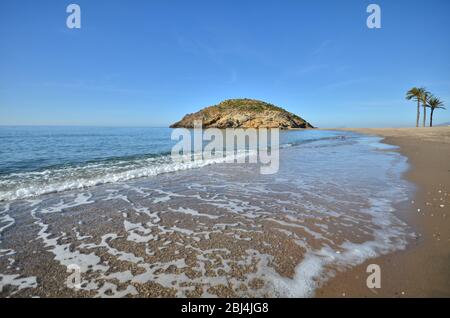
[0,126,414,297]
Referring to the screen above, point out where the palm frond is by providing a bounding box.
[427,96,445,110]
[406,87,427,102]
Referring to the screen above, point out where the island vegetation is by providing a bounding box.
[170,98,314,129]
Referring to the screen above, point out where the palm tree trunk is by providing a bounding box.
[423,104,427,127]
[430,108,434,127]
[416,100,420,127]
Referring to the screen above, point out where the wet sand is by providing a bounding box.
[317,127,450,297]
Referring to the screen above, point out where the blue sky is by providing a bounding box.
[1,0,449,127]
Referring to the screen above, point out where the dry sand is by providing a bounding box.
[317,127,450,297]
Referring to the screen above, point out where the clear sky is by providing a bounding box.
[1,0,449,127]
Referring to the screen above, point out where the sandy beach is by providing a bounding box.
[1,127,449,298]
[317,127,450,297]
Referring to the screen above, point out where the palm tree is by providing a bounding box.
[421,90,430,127]
[406,87,426,127]
[427,96,446,127]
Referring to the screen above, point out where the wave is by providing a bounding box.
[0,133,351,202]
[0,149,260,202]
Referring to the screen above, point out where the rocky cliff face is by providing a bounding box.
[170,99,314,129]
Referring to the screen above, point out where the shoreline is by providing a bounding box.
[0,129,414,298]
[316,127,450,297]
[1,127,449,297]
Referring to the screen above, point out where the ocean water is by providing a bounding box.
[0,126,414,297]
[0,127,177,201]
[0,126,346,201]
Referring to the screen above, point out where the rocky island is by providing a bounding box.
[170,99,314,129]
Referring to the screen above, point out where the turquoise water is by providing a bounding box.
[0,127,174,174]
[0,126,351,201]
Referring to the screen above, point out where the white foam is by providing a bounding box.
[0,150,255,202]
[169,207,219,219]
[123,220,157,243]
[0,203,16,258]
[31,207,108,278]
[39,193,94,214]
[0,204,14,240]
[0,274,37,294]
[80,233,144,264]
